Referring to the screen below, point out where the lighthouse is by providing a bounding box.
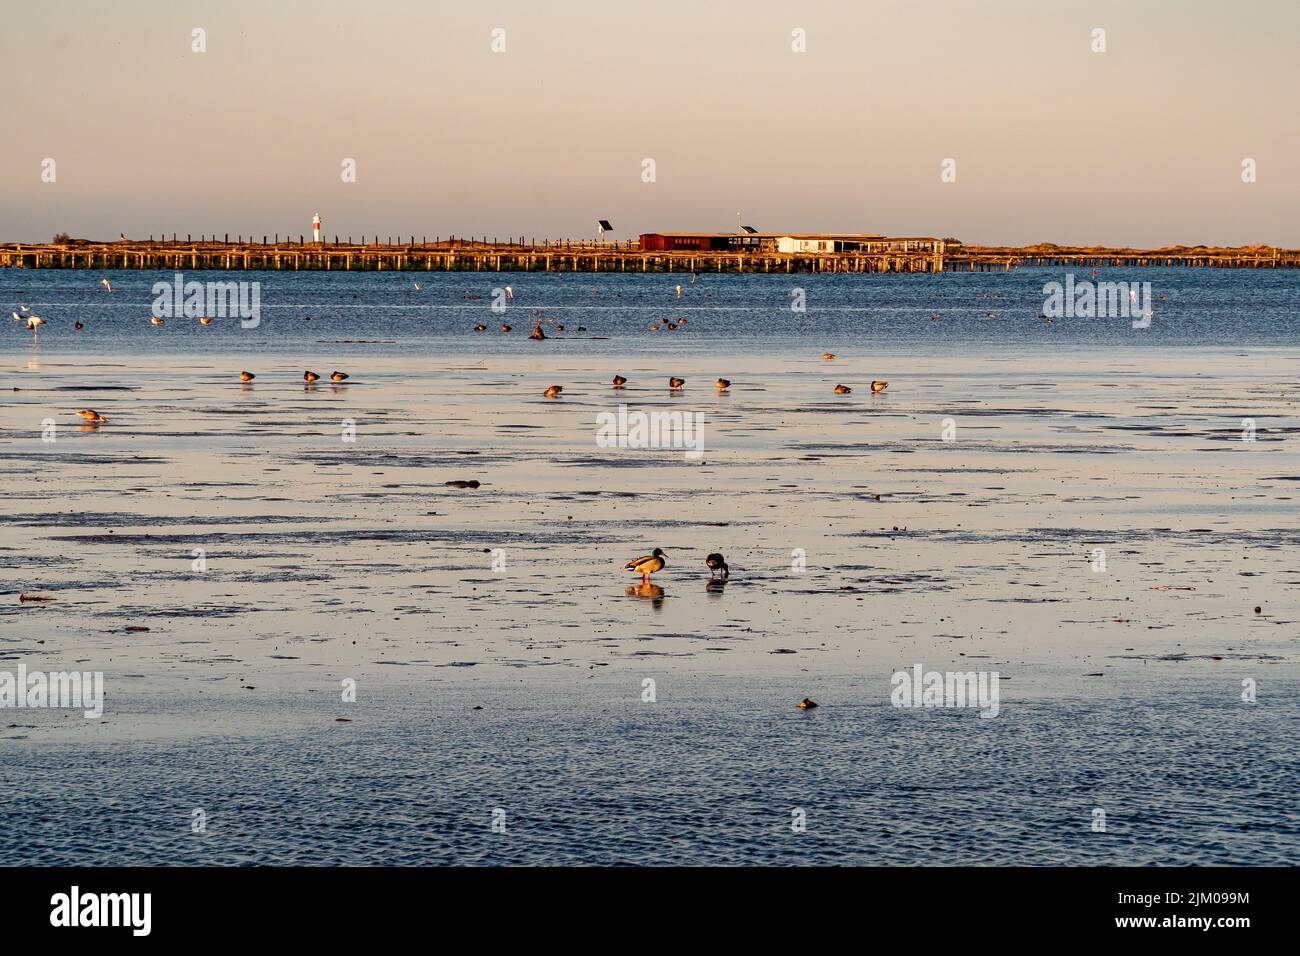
[312,213,322,244]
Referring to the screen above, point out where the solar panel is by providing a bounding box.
[598,220,614,231]
[741,225,757,234]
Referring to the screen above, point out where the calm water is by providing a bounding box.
[2,676,1296,866]
[4,267,1300,357]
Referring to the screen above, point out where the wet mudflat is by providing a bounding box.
[2,299,1298,862]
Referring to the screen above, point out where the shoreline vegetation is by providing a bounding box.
[3,238,1297,273]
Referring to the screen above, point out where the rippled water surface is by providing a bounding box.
[2,267,1298,866]
[5,267,1300,356]
[3,676,1296,866]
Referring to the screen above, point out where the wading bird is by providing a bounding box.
[715,378,730,390]
[239,371,255,382]
[668,377,685,389]
[834,384,852,395]
[304,371,320,383]
[823,352,836,360]
[611,375,627,388]
[870,380,888,394]
[625,548,667,582]
[330,371,349,382]
[706,553,729,578]
[543,385,563,398]
[77,409,107,424]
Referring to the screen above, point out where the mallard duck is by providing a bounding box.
[870,380,888,394]
[239,371,255,382]
[666,322,677,331]
[150,316,164,326]
[199,317,213,326]
[668,377,685,389]
[625,548,667,582]
[500,324,512,334]
[77,409,107,424]
[715,378,730,390]
[834,384,852,395]
[543,385,563,398]
[304,370,320,383]
[798,698,818,710]
[705,553,729,578]
[330,371,349,382]
[823,352,836,360]
[529,324,546,340]
[73,321,84,331]
[474,324,487,332]
[650,324,661,331]
[611,375,627,387]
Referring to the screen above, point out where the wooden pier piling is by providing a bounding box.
[0,239,1294,273]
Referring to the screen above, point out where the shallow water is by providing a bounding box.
[5,267,1300,356]
[2,269,1297,865]
[2,676,1295,866]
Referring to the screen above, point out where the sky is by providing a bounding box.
[2,0,1297,246]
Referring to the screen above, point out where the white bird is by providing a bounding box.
[505,285,513,300]
[19,304,32,313]
[11,312,23,322]
[101,278,113,293]
[675,285,682,300]
[412,282,421,291]
[25,316,44,335]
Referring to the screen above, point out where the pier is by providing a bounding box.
[1,238,1295,273]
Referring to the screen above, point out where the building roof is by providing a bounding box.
[641,231,890,239]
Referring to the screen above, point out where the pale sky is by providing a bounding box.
[3,0,1296,246]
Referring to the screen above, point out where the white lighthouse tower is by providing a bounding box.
[312,213,322,244]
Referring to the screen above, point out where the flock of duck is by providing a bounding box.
[235,370,350,384]
[540,354,886,399]
[71,369,353,424]
[69,354,888,435]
